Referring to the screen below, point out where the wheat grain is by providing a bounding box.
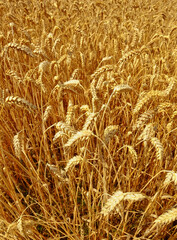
[53,131,66,142]
[91,65,113,79]
[113,84,133,94]
[55,121,76,134]
[157,102,173,113]
[123,145,138,164]
[138,123,155,147]
[133,79,175,114]
[96,73,105,90]
[4,42,35,57]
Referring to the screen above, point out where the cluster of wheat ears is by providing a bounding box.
[1,0,177,239]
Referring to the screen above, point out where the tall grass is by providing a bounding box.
[1,0,177,239]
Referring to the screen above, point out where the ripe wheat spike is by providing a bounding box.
[124,192,147,201]
[133,110,154,131]
[13,133,21,159]
[3,42,35,57]
[113,84,133,94]
[43,105,52,123]
[103,125,119,145]
[154,207,177,225]
[55,121,76,135]
[66,100,74,126]
[64,130,92,148]
[164,171,177,186]
[133,79,175,114]
[150,137,163,162]
[101,190,124,217]
[82,112,97,130]
[123,145,138,164]
[53,131,66,142]
[138,123,155,143]
[157,102,174,113]
[65,155,83,172]
[91,65,114,79]
[5,96,37,111]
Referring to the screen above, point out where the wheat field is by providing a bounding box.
[1,0,177,239]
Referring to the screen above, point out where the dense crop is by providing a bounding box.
[0,0,177,239]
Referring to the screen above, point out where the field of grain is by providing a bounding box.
[1,0,177,239]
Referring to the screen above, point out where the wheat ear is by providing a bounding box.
[123,145,138,164]
[124,192,146,201]
[133,110,154,131]
[133,79,175,114]
[101,190,124,216]
[154,207,177,225]
[5,96,37,111]
[13,133,21,159]
[4,42,35,57]
[164,171,177,186]
[82,112,97,130]
[64,130,92,148]
[43,105,52,123]
[150,137,163,162]
[65,156,83,172]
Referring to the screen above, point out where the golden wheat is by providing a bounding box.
[1,0,177,239]
[164,171,177,186]
[101,190,124,217]
[64,130,92,148]
[154,207,177,225]
[150,137,163,162]
[5,96,37,111]
[65,155,83,172]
